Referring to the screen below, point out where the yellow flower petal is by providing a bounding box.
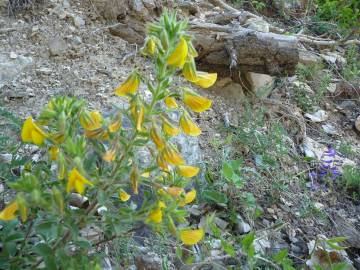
[148,208,163,223]
[178,165,200,178]
[162,118,180,137]
[108,119,121,133]
[162,144,184,166]
[0,201,18,221]
[179,113,201,136]
[194,72,217,88]
[167,37,188,68]
[158,201,166,209]
[115,73,140,96]
[164,97,178,109]
[119,189,131,202]
[66,168,93,195]
[179,189,196,206]
[150,125,165,150]
[103,149,116,162]
[157,154,170,171]
[141,171,151,178]
[166,187,184,197]
[183,93,212,113]
[21,117,47,145]
[80,111,103,130]
[180,228,204,245]
[49,146,59,161]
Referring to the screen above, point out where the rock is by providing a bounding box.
[135,247,175,270]
[320,52,346,66]
[305,110,328,122]
[299,51,321,65]
[48,37,68,56]
[245,72,275,95]
[326,83,337,94]
[73,15,85,28]
[314,202,324,210]
[235,215,251,234]
[245,18,270,33]
[355,116,360,132]
[0,54,33,89]
[322,123,338,135]
[36,67,52,75]
[9,52,18,59]
[302,137,356,171]
[210,239,222,249]
[293,80,313,93]
[0,153,12,164]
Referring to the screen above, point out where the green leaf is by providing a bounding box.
[202,189,228,205]
[221,240,236,257]
[326,236,348,243]
[241,232,255,255]
[273,249,288,263]
[327,242,346,251]
[5,233,24,242]
[34,243,56,269]
[222,162,233,180]
[331,262,349,270]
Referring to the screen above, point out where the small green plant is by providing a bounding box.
[341,165,360,196]
[342,45,360,84]
[294,63,331,112]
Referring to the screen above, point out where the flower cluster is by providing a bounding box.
[0,12,217,254]
[308,145,343,189]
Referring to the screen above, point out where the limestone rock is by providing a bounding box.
[0,54,33,89]
[304,110,328,123]
[299,51,321,65]
[245,72,275,95]
[48,37,68,56]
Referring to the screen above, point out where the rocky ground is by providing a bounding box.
[0,0,360,269]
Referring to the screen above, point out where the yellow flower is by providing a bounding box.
[183,92,212,113]
[150,125,165,150]
[115,73,140,96]
[179,189,196,206]
[162,144,184,166]
[49,146,59,161]
[147,207,163,223]
[193,71,217,88]
[157,154,170,172]
[162,118,180,137]
[21,116,47,145]
[119,189,131,202]
[179,113,201,136]
[80,111,103,130]
[130,102,145,131]
[108,119,121,133]
[130,165,139,194]
[66,168,93,195]
[167,37,188,68]
[141,171,151,178]
[103,149,116,162]
[0,201,18,221]
[166,186,184,197]
[164,97,178,109]
[180,228,204,245]
[182,57,197,82]
[178,165,200,178]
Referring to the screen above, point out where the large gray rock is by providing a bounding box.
[0,54,33,89]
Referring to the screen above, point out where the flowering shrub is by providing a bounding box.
[0,12,217,268]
